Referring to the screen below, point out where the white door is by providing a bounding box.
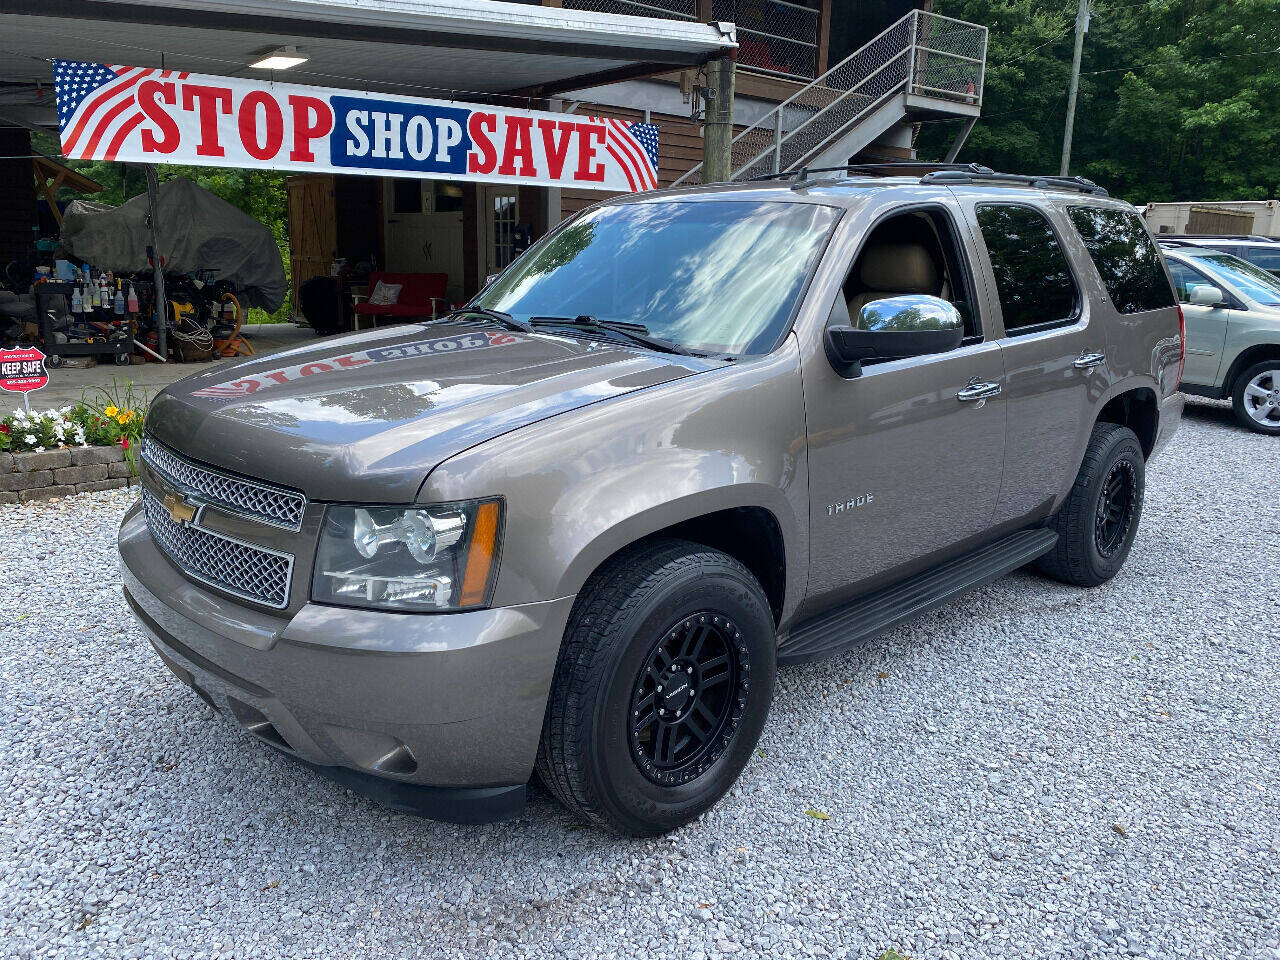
[383,179,466,302]
[478,185,520,282]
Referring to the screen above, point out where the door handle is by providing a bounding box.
[958,379,1002,402]
[1074,351,1107,369]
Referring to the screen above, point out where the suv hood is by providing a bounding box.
[148,323,719,502]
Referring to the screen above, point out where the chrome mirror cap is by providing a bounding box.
[857,294,964,333]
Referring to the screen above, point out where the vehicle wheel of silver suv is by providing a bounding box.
[535,538,776,836]
[1034,422,1145,587]
[1231,361,1280,435]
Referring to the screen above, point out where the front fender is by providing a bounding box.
[419,338,810,621]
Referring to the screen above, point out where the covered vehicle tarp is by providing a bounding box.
[60,177,286,312]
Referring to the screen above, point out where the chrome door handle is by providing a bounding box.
[1074,351,1107,369]
[958,379,1002,402]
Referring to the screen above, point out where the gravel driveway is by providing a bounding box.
[2,398,1278,960]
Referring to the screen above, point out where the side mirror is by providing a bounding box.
[825,295,964,378]
[1188,283,1224,307]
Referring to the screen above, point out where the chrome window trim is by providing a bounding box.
[141,436,307,532]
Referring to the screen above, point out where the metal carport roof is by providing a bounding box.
[0,0,737,129]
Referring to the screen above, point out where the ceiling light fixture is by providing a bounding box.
[249,46,309,70]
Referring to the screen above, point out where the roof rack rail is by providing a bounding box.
[750,161,995,187]
[1165,234,1279,243]
[919,168,1109,196]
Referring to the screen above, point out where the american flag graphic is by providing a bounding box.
[54,59,189,162]
[595,117,660,192]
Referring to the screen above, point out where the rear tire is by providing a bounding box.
[536,538,776,836]
[1035,422,1145,587]
[1231,361,1280,435]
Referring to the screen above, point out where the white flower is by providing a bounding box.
[24,433,37,445]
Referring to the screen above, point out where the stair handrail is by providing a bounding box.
[673,8,921,186]
[674,8,988,185]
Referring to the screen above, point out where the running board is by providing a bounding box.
[778,528,1058,666]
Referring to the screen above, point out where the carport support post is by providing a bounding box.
[144,164,167,360]
[702,52,736,184]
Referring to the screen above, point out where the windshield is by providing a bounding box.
[473,199,840,355]
[1198,253,1280,306]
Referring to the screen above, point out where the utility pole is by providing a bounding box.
[1059,0,1090,176]
[701,52,736,184]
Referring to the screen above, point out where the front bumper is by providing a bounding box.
[119,501,574,822]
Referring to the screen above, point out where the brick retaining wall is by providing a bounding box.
[0,446,136,503]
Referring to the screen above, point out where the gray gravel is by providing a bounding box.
[2,397,1278,960]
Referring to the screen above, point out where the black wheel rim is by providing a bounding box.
[1095,458,1137,558]
[628,613,749,786]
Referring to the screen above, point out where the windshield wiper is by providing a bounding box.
[528,315,693,356]
[439,307,533,332]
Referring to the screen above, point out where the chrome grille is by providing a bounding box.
[141,437,306,531]
[142,489,293,609]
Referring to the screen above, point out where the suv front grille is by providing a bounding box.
[142,489,294,609]
[141,437,306,531]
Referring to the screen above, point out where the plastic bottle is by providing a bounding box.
[71,286,83,314]
[126,282,139,314]
[114,285,125,314]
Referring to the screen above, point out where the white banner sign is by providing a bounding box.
[54,60,660,192]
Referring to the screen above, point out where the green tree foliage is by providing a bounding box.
[918,0,1280,203]
[32,131,291,320]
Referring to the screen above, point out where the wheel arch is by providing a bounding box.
[561,494,792,627]
[1222,343,1280,398]
[1096,385,1159,457]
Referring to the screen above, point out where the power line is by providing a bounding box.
[1083,46,1280,74]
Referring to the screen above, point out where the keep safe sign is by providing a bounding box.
[0,346,49,394]
[53,60,660,192]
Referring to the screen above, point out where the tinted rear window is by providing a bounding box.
[976,205,1078,333]
[1067,206,1175,313]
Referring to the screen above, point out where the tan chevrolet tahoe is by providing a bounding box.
[120,164,1184,836]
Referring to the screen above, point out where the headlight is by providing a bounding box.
[312,500,502,611]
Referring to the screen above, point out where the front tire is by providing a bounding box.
[1035,422,1145,587]
[536,538,776,836]
[1231,361,1280,435]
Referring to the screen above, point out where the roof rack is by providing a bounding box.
[1164,234,1279,243]
[919,168,1109,196]
[748,161,1110,196]
[751,161,995,188]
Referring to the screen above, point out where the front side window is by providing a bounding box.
[975,205,1078,334]
[1166,261,1213,303]
[474,199,840,356]
[1067,206,1176,313]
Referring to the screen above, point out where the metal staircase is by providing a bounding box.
[674,9,988,185]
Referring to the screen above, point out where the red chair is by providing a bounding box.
[353,272,450,327]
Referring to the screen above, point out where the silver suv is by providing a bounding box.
[1160,241,1280,434]
[119,166,1184,835]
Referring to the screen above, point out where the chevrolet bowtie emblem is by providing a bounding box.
[162,492,198,526]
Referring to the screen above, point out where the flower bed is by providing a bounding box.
[1,386,145,502]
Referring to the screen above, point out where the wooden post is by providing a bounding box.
[144,165,167,360]
[701,52,736,184]
[816,0,832,77]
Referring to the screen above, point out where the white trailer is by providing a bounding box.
[1139,200,1280,237]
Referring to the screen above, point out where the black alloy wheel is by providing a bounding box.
[1094,458,1138,558]
[536,538,776,836]
[629,613,749,786]
[1035,421,1145,587]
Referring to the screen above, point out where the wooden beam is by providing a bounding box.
[36,171,60,225]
